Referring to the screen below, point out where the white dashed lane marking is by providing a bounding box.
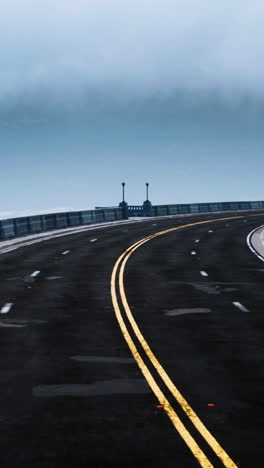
[46,276,63,280]
[195,239,200,243]
[0,303,13,314]
[208,230,213,233]
[61,250,70,255]
[31,271,40,277]
[90,239,98,242]
[191,251,197,255]
[164,308,211,316]
[200,271,208,277]
[0,321,25,328]
[232,302,250,313]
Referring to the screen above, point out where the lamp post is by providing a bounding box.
[119,182,128,219]
[143,182,152,217]
[122,182,125,202]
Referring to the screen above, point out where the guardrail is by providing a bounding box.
[1,200,264,241]
[151,200,264,216]
[128,205,144,216]
[0,207,123,241]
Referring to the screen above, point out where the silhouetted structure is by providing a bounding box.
[119,182,128,219]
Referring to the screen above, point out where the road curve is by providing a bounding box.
[247,224,264,261]
[0,211,264,467]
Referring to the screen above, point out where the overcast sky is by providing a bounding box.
[1,0,264,216]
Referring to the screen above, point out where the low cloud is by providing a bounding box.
[1,0,264,107]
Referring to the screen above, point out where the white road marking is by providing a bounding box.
[247,225,264,262]
[0,321,25,328]
[0,220,150,256]
[46,276,63,280]
[232,302,250,313]
[0,211,255,256]
[90,238,98,242]
[31,270,40,277]
[208,230,213,233]
[225,224,229,227]
[168,281,252,286]
[191,283,220,295]
[164,308,211,316]
[1,303,13,314]
[246,268,264,272]
[152,224,157,226]
[200,271,208,277]
[195,239,200,243]
[61,250,70,255]
[191,251,197,255]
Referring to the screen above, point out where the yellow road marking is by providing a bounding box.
[111,252,214,468]
[119,243,236,466]
[111,215,259,467]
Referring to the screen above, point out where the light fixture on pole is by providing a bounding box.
[143,182,152,217]
[119,182,128,219]
[122,182,125,202]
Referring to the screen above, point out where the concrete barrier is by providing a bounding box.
[167,205,178,215]
[0,207,123,241]
[178,204,191,214]
[1,202,264,242]
[145,201,258,217]
[55,213,68,229]
[66,212,82,226]
[154,206,168,216]
[42,214,56,231]
[115,208,123,220]
[80,210,94,225]
[94,210,105,223]
[0,219,16,240]
[189,204,199,213]
[28,215,43,233]
[14,217,30,236]
[152,200,264,217]
[103,209,117,221]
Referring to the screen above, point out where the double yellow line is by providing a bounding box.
[111,216,247,467]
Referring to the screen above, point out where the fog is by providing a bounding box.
[1,1,264,211]
[1,0,264,106]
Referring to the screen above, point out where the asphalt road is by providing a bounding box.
[0,212,264,467]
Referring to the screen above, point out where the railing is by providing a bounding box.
[0,207,123,241]
[151,200,264,217]
[1,200,264,241]
[128,205,145,217]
